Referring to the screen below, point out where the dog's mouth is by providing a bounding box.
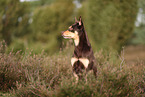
[62,30,75,39]
[62,35,73,39]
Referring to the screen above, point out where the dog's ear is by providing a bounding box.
[79,16,82,26]
[75,17,78,23]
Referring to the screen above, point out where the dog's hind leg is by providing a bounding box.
[92,66,97,79]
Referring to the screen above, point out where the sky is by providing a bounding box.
[135,8,145,26]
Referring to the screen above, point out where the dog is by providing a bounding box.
[62,16,97,82]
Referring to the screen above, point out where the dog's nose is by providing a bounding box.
[61,31,64,36]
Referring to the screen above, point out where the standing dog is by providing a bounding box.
[62,16,97,81]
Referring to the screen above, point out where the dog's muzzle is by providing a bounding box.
[61,30,73,39]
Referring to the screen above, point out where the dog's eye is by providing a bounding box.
[78,26,81,29]
[68,27,74,32]
[69,28,73,31]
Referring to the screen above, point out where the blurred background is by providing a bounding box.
[0,0,145,63]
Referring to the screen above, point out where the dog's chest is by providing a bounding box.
[71,57,89,68]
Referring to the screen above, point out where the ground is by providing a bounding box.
[124,45,145,64]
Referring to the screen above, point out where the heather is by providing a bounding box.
[0,42,144,97]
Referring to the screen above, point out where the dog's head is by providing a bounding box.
[62,16,84,39]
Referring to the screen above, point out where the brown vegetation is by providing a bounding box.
[0,41,144,97]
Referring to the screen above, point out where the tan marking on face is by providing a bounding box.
[74,31,79,46]
[74,31,78,35]
[69,26,72,29]
[62,30,75,39]
[62,30,79,46]
[79,58,89,68]
[71,57,78,66]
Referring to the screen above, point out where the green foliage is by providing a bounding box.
[39,0,54,6]
[56,79,97,97]
[7,38,26,53]
[0,0,30,45]
[138,0,145,10]
[128,0,145,45]
[130,25,145,45]
[0,41,145,96]
[30,0,74,54]
[0,0,139,54]
[78,0,138,52]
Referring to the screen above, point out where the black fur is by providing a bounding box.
[62,16,97,80]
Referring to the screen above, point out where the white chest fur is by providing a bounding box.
[71,57,89,68]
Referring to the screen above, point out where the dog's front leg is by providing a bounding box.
[73,72,79,83]
[84,68,89,83]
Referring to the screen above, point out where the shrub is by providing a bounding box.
[30,0,75,54]
[0,41,144,96]
[78,0,138,53]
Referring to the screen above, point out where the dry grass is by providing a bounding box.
[0,41,145,97]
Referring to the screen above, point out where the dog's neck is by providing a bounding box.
[73,29,91,57]
[78,31,90,47]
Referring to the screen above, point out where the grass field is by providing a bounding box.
[0,41,145,97]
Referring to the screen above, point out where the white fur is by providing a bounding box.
[71,57,78,66]
[79,58,89,68]
[71,57,90,68]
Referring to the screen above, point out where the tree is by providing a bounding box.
[30,0,74,54]
[129,0,145,45]
[0,0,30,45]
[78,0,138,52]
